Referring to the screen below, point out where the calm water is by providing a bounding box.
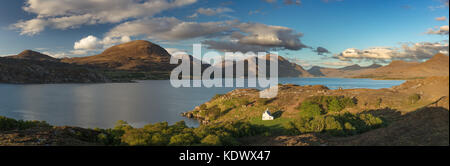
[0,78,404,128]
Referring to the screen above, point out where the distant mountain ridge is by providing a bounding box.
[308,63,382,77]
[215,54,313,78]
[355,53,449,79]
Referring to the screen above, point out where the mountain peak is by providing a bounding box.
[340,64,362,70]
[62,40,176,71]
[102,40,170,57]
[368,64,382,68]
[10,50,56,61]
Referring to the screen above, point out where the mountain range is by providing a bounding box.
[308,64,382,78]
[0,40,448,83]
[354,53,449,79]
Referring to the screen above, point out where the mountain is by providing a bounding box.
[215,54,313,78]
[6,50,58,62]
[340,64,382,71]
[62,40,210,80]
[0,52,108,84]
[62,40,176,71]
[355,53,449,79]
[308,63,382,78]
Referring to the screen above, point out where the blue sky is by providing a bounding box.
[0,0,448,68]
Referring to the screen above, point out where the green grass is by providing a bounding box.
[249,117,293,135]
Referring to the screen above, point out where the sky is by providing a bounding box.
[0,0,448,68]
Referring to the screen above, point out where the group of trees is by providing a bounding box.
[287,96,384,136]
[96,120,270,146]
[0,116,50,131]
[286,113,384,137]
[299,96,357,117]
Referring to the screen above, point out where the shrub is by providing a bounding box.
[201,135,222,146]
[121,129,151,146]
[0,116,50,131]
[308,116,326,133]
[169,133,197,146]
[304,96,356,113]
[359,113,384,130]
[324,116,344,136]
[150,133,170,146]
[408,94,421,104]
[212,94,224,100]
[199,104,207,110]
[344,122,357,135]
[328,99,344,113]
[287,112,385,136]
[114,120,132,131]
[206,106,222,120]
[143,122,169,133]
[299,101,324,118]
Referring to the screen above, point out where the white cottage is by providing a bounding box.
[262,109,274,120]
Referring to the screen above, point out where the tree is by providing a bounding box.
[299,101,324,118]
[308,116,326,132]
[201,135,222,146]
[169,133,196,146]
[121,129,151,146]
[325,116,344,136]
[328,98,344,113]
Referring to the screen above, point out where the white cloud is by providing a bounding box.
[322,61,354,67]
[203,22,308,52]
[74,35,103,50]
[435,16,447,21]
[334,42,449,62]
[429,0,449,10]
[74,35,132,52]
[106,17,232,41]
[264,0,277,3]
[165,48,189,55]
[12,18,47,36]
[12,0,198,35]
[187,13,199,18]
[196,7,233,16]
[426,25,449,35]
[73,18,309,53]
[42,51,70,58]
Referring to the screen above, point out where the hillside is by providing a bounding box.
[184,76,449,146]
[308,64,382,77]
[355,53,449,79]
[0,56,109,84]
[6,50,58,62]
[216,54,313,78]
[62,40,210,79]
[62,40,176,71]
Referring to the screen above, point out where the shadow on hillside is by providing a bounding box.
[360,107,403,122]
[331,106,449,146]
